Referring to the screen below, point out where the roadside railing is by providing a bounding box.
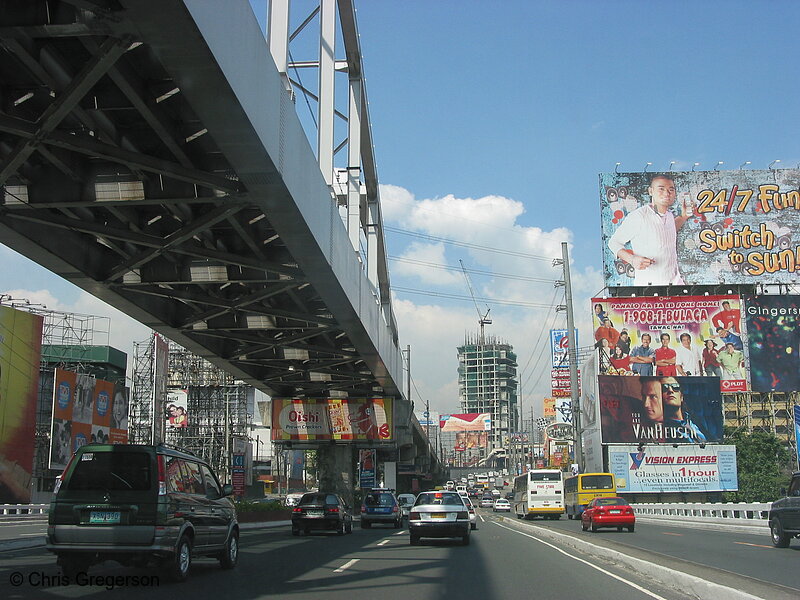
[0,504,49,519]
[633,502,771,527]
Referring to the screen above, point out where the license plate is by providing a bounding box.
[89,511,120,524]
[431,513,446,519]
[609,509,621,514]
[306,510,323,517]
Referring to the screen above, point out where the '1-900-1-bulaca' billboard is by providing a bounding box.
[600,169,800,287]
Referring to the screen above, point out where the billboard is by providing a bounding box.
[609,444,738,493]
[592,295,747,392]
[744,294,800,392]
[598,375,723,444]
[271,398,393,441]
[166,389,189,429]
[0,305,43,503]
[543,398,556,418]
[454,431,488,450]
[600,169,800,287]
[439,413,491,432]
[359,449,376,488]
[50,368,129,470]
[550,329,579,368]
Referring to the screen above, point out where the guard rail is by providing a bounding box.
[633,502,772,527]
[0,504,49,518]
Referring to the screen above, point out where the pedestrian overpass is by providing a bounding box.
[0,0,442,492]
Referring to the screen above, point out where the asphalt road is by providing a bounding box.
[0,511,797,600]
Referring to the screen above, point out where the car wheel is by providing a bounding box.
[362,521,371,529]
[337,520,346,536]
[394,519,402,529]
[471,523,476,530]
[410,534,419,545]
[590,521,598,533]
[770,518,791,548]
[461,534,470,546]
[219,531,239,569]
[163,534,192,582]
[304,527,310,536]
[627,525,635,533]
[567,513,573,520]
[292,528,300,536]
[581,520,588,531]
[346,519,353,534]
[59,554,90,580]
[617,526,623,532]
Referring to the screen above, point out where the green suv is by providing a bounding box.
[46,443,238,582]
[769,471,800,548]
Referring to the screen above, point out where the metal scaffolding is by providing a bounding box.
[129,336,253,479]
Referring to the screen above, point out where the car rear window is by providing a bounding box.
[365,493,395,507]
[415,492,464,507]
[67,451,151,491]
[300,493,339,505]
[595,497,628,506]
[581,475,614,490]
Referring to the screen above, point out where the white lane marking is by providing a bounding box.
[377,539,390,546]
[494,522,669,600]
[479,514,485,522]
[333,558,359,573]
[394,531,406,536]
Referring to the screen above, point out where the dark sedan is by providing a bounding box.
[292,492,353,535]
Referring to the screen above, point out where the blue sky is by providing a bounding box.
[3,0,800,420]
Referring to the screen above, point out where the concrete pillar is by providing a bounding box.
[317,445,355,508]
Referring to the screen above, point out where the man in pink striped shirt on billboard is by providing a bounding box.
[608,174,693,286]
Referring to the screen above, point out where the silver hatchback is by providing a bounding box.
[408,491,471,545]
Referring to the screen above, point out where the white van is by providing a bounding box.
[456,485,468,496]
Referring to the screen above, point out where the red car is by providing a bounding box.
[581,497,635,532]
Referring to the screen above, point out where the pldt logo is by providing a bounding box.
[629,451,645,470]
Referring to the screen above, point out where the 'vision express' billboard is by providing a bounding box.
[600,169,800,287]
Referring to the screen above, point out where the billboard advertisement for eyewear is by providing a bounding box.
[271,398,393,441]
[598,375,723,444]
[609,444,738,493]
[591,295,747,392]
[744,294,800,392]
[600,169,800,288]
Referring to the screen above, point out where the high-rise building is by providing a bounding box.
[457,334,518,450]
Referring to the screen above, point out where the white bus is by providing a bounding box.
[475,474,490,489]
[513,469,564,520]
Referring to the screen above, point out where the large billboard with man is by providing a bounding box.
[598,375,723,444]
[591,294,747,392]
[600,169,800,287]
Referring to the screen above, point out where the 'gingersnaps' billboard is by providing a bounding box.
[597,375,723,444]
[591,295,748,392]
[271,398,393,442]
[600,169,800,287]
[744,294,800,392]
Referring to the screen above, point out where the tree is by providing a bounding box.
[722,427,793,503]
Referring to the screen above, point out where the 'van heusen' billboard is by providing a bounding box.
[591,294,748,392]
[271,398,393,441]
[609,444,738,493]
[600,169,800,287]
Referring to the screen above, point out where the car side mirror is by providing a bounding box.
[221,484,234,497]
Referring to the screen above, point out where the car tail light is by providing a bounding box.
[54,453,78,494]
[456,511,468,519]
[409,511,420,521]
[327,506,339,513]
[361,505,367,514]
[392,505,399,513]
[293,507,302,514]
[157,454,167,496]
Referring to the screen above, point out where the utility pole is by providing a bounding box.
[554,242,584,472]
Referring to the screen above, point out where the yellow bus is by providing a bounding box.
[564,473,616,519]
[513,469,564,520]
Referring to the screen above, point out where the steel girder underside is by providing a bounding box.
[0,0,403,399]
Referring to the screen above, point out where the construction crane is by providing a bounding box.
[459,259,492,343]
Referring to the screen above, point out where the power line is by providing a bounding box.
[391,287,558,309]
[385,226,556,261]
[388,255,558,283]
